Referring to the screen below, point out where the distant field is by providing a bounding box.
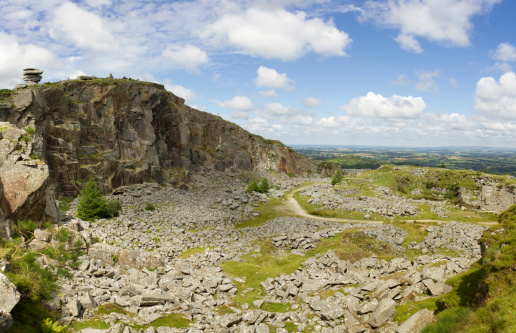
[293,145,516,176]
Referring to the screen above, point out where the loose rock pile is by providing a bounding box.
[8,174,489,333]
[301,185,420,217]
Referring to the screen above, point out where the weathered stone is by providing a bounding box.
[320,305,345,321]
[368,298,396,328]
[66,299,83,317]
[396,309,435,333]
[88,243,117,266]
[0,273,20,315]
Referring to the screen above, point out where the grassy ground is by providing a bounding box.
[419,205,516,332]
[221,228,398,308]
[293,183,498,223]
[181,247,206,259]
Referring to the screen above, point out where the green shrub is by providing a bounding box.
[259,178,270,193]
[144,202,156,211]
[331,169,344,186]
[247,178,270,194]
[14,220,37,240]
[58,196,73,212]
[247,181,260,193]
[41,318,66,333]
[77,177,121,221]
[107,199,122,217]
[25,126,35,135]
[54,228,70,243]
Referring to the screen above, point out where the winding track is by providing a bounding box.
[281,183,498,226]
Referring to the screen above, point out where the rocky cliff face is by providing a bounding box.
[0,79,316,220]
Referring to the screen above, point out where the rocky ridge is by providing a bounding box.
[0,80,317,222]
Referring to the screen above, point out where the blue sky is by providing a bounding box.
[2,0,516,147]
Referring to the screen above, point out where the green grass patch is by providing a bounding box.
[394,298,438,324]
[261,302,291,313]
[223,229,394,306]
[236,197,288,228]
[147,313,191,329]
[71,320,110,331]
[181,247,205,259]
[421,307,472,333]
[95,303,126,316]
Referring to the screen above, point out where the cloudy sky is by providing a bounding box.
[1,0,516,147]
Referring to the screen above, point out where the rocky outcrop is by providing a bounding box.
[0,272,20,332]
[0,79,316,220]
[0,121,57,221]
[480,182,516,212]
[2,80,315,195]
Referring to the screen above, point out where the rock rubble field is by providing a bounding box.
[18,170,489,333]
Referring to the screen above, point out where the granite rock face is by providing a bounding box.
[0,80,316,219]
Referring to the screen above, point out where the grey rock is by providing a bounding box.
[0,273,20,314]
[396,309,435,333]
[368,298,396,328]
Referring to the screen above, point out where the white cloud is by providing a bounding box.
[415,70,439,92]
[361,0,502,52]
[259,90,278,97]
[165,84,197,104]
[162,45,209,74]
[474,71,516,120]
[255,66,294,90]
[85,0,112,7]
[203,8,351,60]
[493,42,516,63]
[391,74,412,86]
[265,102,295,116]
[0,32,55,88]
[450,78,457,88]
[50,2,116,52]
[214,96,255,112]
[302,96,322,108]
[395,33,422,53]
[341,92,426,119]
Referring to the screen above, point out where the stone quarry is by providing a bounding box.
[0,79,504,332]
[0,171,487,333]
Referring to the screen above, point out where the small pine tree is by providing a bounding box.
[258,178,270,193]
[77,177,121,221]
[331,169,344,186]
[247,181,260,193]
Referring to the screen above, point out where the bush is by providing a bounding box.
[77,177,121,221]
[247,181,260,193]
[144,202,156,211]
[247,178,270,194]
[14,220,37,240]
[25,126,35,135]
[58,196,74,212]
[41,318,66,333]
[259,178,270,193]
[331,169,344,186]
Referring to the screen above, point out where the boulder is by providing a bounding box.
[0,273,20,332]
[88,243,117,266]
[0,220,12,241]
[368,298,396,328]
[396,309,435,333]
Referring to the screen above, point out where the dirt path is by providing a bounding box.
[282,183,498,226]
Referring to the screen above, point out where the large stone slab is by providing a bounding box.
[397,309,435,333]
[368,298,395,328]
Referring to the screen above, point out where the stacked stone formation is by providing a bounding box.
[23,68,43,85]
